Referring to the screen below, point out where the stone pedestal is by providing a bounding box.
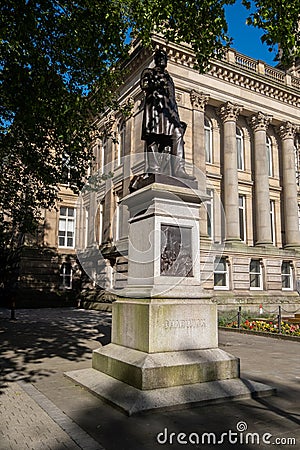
[91,296,240,391]
[66,180,274,414]
[121,180,204,297]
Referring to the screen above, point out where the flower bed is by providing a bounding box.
[224,319,300,336]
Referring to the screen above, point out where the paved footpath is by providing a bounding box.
[0,307,299,450]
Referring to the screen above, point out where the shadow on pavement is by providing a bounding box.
[0,307,111,392]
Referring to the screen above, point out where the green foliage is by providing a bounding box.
[0,1,128,231]
[0,0,299,253]
[242,0,300,65]
[127,0,236,71]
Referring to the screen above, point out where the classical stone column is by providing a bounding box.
[249,112,273,246]
[218,102,242,243]
[278,121,300,248]
[190,90,209,238]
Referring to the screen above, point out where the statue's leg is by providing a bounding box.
[171,127,184,158]
[158,138,172,176]
[171,128,194,179]
[146,139,160,173]
[171,128,196,180]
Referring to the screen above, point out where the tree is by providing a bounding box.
[0,0,129,303]
[1,1,299,300]
[242,0,300,66]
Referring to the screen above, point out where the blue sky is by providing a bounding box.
[225,2,278,66]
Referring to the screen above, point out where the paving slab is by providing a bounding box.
[0,381,82,450]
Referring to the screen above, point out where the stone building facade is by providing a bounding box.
[23,37,300,310]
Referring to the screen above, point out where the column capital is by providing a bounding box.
[190,90,209,112]
[248,112,272,132]
[103,113,116,133]
[277,121,297,140]
[217,102,242,123]
[119,97,134,120]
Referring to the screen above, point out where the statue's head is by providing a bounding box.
[154,49,168,69]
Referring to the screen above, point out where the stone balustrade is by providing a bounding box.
[225,49,298,88]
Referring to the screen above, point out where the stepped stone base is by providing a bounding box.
[65,368,275,416]
[91,344,239,390]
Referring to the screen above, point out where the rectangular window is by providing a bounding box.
[214,257,228,289]
[250,259,262,290]
[58,207,76,248]
[60,262,72,289]
[270,200,276,245]
[237,142,244,170]
[239,195,246,242]
[206,189,214,239]
[282,261,293,290]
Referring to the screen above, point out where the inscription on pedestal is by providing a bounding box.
[112,301,218,352]
[164,318,206,329]
[160,225,193,277]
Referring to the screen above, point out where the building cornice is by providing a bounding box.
[148,36,300,109]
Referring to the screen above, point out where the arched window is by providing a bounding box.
[266,135,273,177]
[238,195,246,242]
[236,126,244,170]
[204,117,213,164]
[116,121,126,166]
[270,200,276,245]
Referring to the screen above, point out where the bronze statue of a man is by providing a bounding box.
[140,49,195,180]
